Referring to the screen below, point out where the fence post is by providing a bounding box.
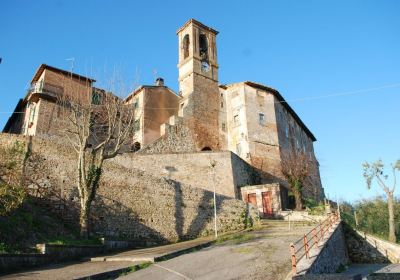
[320,222,324,239]
[290,243,297,274]
[304,234,310,259]
[313,228,318,247]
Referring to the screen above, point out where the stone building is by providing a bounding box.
[3,19,325,218]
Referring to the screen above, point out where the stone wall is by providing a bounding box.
[307,223,348,273]
[297,223,349,275]
[139,122,197,154]
[343,223,398,264]
[0,133,259,244]
[117,150,261,198]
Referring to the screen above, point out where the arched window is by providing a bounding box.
[199,34,208,59]
[201,147,212,151]
[183,34,190,59]
[132,142,141,152]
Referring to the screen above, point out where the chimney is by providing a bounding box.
[155,77,164,86]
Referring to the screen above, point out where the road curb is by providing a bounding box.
[79,240,214,279]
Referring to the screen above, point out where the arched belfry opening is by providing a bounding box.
[201,147,212,151]
[199,34,208,59]
[183,34,190,59]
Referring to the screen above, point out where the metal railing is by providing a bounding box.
[289,210,340,275]
[28,81,64,99]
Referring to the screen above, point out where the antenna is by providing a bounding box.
[66,57,75,73]
[152,68,158,81]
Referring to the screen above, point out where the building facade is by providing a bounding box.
[3,19,325,217]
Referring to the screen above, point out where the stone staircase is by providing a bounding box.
[260,219,317,232]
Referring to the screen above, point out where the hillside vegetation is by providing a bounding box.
[341,196,400,243]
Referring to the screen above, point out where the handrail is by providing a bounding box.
[289,210,340,275]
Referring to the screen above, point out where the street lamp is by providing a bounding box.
[210,159,218,238]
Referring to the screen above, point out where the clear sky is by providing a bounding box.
[1,0,399,202]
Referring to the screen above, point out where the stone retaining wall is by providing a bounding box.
[113,151,261,199]
[343,223,399,264]
[0,133,259,244]
[297,222,349,275]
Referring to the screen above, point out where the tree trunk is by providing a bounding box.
[294,189,303,211]
[80,199,90,238]
[387,192,396,243]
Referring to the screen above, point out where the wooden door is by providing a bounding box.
[247,193,257,207]
[262,191,273,217]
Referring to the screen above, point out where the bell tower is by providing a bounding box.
[177,19,220,150]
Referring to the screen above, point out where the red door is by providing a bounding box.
[247,193,257,207]
[262,191,273,217]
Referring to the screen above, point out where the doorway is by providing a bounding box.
[247,193,257,208]
[262,191,273,217]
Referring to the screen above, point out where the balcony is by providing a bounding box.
[28,81,64,100]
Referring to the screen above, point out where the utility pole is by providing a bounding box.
[210,160,218,238]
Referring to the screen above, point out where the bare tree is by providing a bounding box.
[281,150,311,210]
[363,159,400,243]
[58,77,138,238]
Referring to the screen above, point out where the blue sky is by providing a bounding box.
[1,0,399,202]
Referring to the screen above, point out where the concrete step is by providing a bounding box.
[260,219,317,228]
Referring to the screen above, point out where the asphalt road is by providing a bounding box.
[119,222,314,280]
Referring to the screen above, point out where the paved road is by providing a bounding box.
[1,237,213,280]
[341,263,400,279]
[0,261,138,280]
[119,222,314,280]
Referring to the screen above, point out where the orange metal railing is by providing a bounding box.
[289,210,341,275]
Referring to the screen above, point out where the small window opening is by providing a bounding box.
[220,101,224,108]
[92,91,101,105]
[259,113,265,125]
[183,34,190,59]
[236,143,242,155]
[234,115,239,124]
[221,123,226,131]
[134,119,140,132]
[132,142,141,152]
[201,147,212,151]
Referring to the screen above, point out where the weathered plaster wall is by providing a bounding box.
[240,183,283,217]
[274,93,324,201]
[125,86,180,147]
[0,133,259,243]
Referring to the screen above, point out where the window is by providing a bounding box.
[199,34,208,59]
[220,101,224,108]
[234,114,239,124]
[134,119,140,132]
[221,123,226,131]
[183,34,190,59]
[180,103,184,109]
[259,113,265,125]
[285,126,289,139]
[91,91,101,105]
[134,101,139,109]
[236,143,242,155]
